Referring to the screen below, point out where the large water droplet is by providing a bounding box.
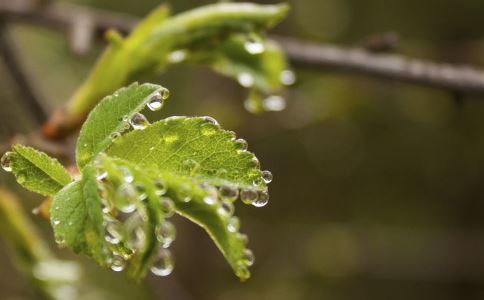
[280,70,296,86]
[160,197,175,218]
[261,170,273,184]
[237,72,254,88]
[110,254,126,272]
[129,113,149,130]
[262,95,286,112]
[219,185,239,202]
[119,166,134,183]
[105,220,123,245]
[227,216,240,233]
[244,35,265,55]
[147,92,164,111]
[156,221,176,248]
[135,184,148,201]
[253,190,269,208]
[150,248,175,277]
[115,184,137,214]
[126,214,146,251]
[161,88,170,100]
[1,152,12,172]
[201,183,218,205]
[240,189,258,205]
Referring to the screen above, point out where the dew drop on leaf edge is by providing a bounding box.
[1,152,12,172]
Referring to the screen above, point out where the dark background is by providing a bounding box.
[2,0,484,299]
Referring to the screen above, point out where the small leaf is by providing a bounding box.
[50,166,107,264]
[6,145,71,196]
[76,82,166,169]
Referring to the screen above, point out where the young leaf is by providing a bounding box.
[76,82,167,169]
[44,3,290,137]
[3,145,71,196]
[50,166,107,264]
[107,117,267,190]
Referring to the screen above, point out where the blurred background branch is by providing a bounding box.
[2,0,484,97]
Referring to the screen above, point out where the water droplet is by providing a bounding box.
[119,167,134,183]
[154,179,166,196]
[182,159,199,174]
[110,254,126,272]
[227,216,240,233]
[262,95,286,112]
[244,35,265,55]
[161,88,170,100]
[168,50,187,63]
[237,233,249,244]
[105,220,123,245]
[251,157,260,168]
[280,70,296,86]
[147,92,164,111]
[242,249,255,266]
[253,190,269,208]
[110,132,121,141]
[97,171,108,182]
[17,173,26,184]
[240,189,258,205]
[156,221,176,248]
[115,184,137,213]
[160,197,175,218]
[202,116,219,126]
[150,248,174,277]
[219,186,238,202]
[129,113,149,130]
[53,219,61,226]
[135,184,148,201]
[234,139,248,151]
[127,223,146,252]
[1,152,12,172]
[237,72,254,88]
[261,170,273,184]
[204,194,217,205]
[218,200,234,216]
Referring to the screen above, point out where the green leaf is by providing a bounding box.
[76,82,167,169]
[107,117,267,190]
[6,145,71,196]
[50,166,107,264]
[60,3,289,130]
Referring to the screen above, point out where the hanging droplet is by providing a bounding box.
[253,190,269,208]
[115,184,137,214]
[227,216,240,233]
[110,132,121,141]
[105,220,123,245]
[126,213,146,251]
[202,116,219,126]
[240,189,258,205]
[154,179,167,196]
[135,184,148,201]
[251,156,260,168]
[201,183,218,205]
[219,185,239,202]
[261,170,273,184]
[129,113,149,130]
[262,95,286,112]
[234,139,248,151]
[1,152,12,172]
[244,34,265,55]
[110,254,126,272]
[218,200,234,217]
[156,221,177,248]
[280,70,296,86]
[237,72,255,88]
[147,92,164,111]
[150,248,175,277]
[160,197,175,218]
[168,50,187,64]
[242,249,255,266]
